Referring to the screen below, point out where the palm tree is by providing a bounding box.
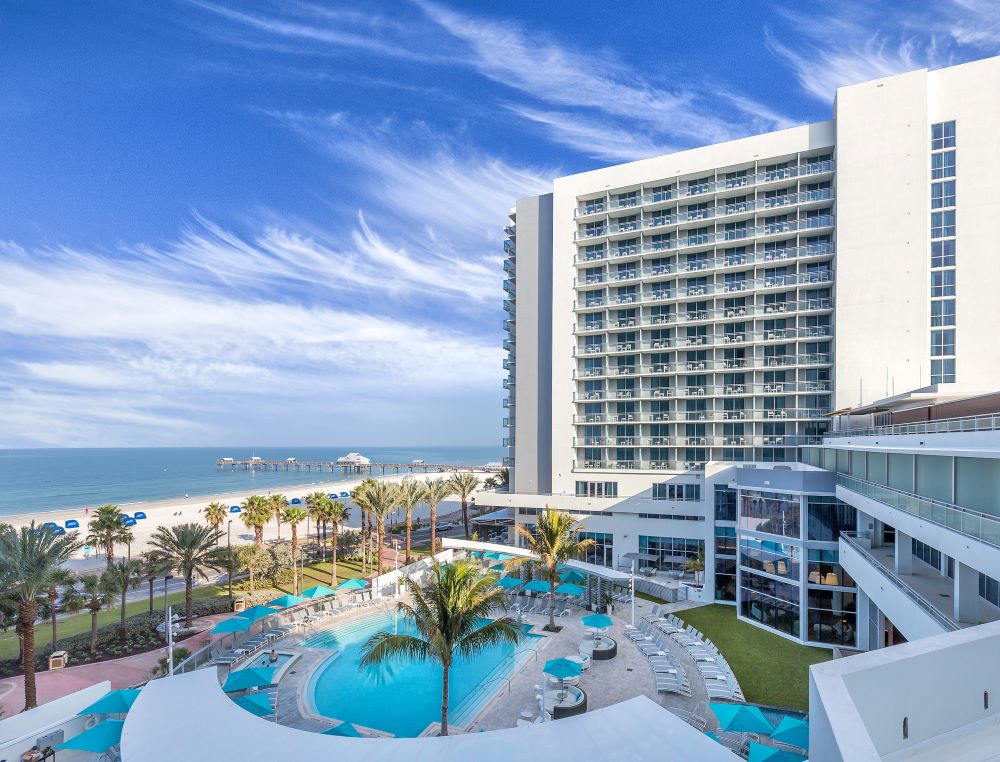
[270,494,287,540]
[147,523,225,627]
[0,524,82,709]
[363,481,399,574]
[280,506,309,595]
[448,473,481,539]
[327,501,349,586]
[86,504,132,569]
[685,549,705,585]
[508,509,594,631]
[307,494,334,563]
[396,480,423,565]
[44,567,77,653]
[421,478,454,554]
[352,479,377,573]
[139,551,174,614]
[240,495,272,547]
[79,573,115,654]
[203,502,228,544]
[106,559,142,643]
[497,467,509,488]
[234,543,268,597]
[360,559,521,735]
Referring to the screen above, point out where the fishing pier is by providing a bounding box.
[216,459,500,475]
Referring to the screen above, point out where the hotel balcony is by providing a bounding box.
[571,298,834,331]
[572,271,834,301]
[573,241,834,268]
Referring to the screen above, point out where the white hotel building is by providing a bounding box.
[490,55,1000,652]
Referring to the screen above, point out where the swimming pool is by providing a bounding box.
[303,611,542,737]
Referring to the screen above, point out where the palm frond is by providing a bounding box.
[359,631,432,668]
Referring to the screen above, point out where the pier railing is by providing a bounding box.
[216,459,500,475]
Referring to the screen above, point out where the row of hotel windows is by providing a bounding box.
[738,491,856,541]
[573,481,701,501]
[739,569,856,645]
[930,120,957,385]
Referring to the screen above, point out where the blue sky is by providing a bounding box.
[1,0,997,448]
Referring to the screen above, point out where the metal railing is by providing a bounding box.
[839,532,958,631]
[837,474,1000,548]
[826,412,1000,438]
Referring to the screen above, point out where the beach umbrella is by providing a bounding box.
[770,716,809,749]
[50,527,66,536]
[301,584,337,599]
[748,742,807,762]
[77,689,140,716]
[322,722,363,737]
[223,667,275,692]
[337,578,369,591]
[236,605,278,623]
[555,583,585,596]
[522,579,553,593]
[42,522,59,531]
[229,505,241,513]
[267,594,307,609]
[65,519,80,529]
[493,576,523,589]
[328,493,338,499]
[558,570,586,583]
[134,511,147,520]
[339,491,350,498]
[704,731,719,742]
[123,517,137,527]
[710,703,774,735]
[291,498,302,504]
[56,719,124,753]
[234,693,274,717]
[582,613,613,630]
[211,618,252,635]
[543,658,582,680]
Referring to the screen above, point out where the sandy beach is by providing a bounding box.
[6,470,492,568]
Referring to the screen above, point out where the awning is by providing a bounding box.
[622,552,658,562]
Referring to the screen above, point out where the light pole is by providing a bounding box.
[163,573,174,675]
[630,560,636,628]
[227,521,233,602]
[393,539,400,634]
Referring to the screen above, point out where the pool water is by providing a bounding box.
[303,612,541,737]
[243,652,295,672]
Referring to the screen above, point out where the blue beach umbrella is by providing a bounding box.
[50,527,66,536]
[543,658,582,680]
[339,491,350,498]
[558,570,586,583]
[770,716,809,749]
[710,703,774,734]
[42,522,59,531]
[328,493,338,499]
[748,742,807,762]
[493,576,523,589]
[234,692,274,717]
[301,584,337,599]
[223,667,275,692]
[555,583,585,596]
[582,613,613,630]
[322,722,363,737]
[212,618,252,635]
[267,594,307,609]
[78,689,140,716]
[56,719,124,753]
[704,731,719,741]
[133,511,147,520]
[229,505,241,513]
[236,605,278,623]
[291,498,301,504]
[337,578,369,591]
[522,579,553,593]
[65,519,80,529]
[123,517,137,527]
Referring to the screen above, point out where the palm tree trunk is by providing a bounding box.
[185,574,194,627]
[106,541,114,569]
[291,525,299,595]
[331,529,339,586]
[249,561,256,597]
[119,589,127,643]
[440,664,450,736]
[50,600,58,652]
[376,518,384,574]
[90,607,99,653]
[255,526,263,547]
[405,510,413,564]
[148,579,155,613]
[21,601,38,710]
[430,502,437,555]
[548,587,556,630]
[461,498,470,539]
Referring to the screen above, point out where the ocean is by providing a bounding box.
[0,446,504,515]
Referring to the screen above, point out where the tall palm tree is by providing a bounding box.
[396,480,423,565]
[327,501,349,586]
[307,494,334,563]
[448,473,481,539]
[240,495,272,547]
[508,509,594,631]
[280,506,309,595]
[270,494,287,540]
[362,481,399,574]
[360,560,520,736]
[497,467,510,488]
[0,524,82,709]
[352,480,377,573]
[147,523,225,627]
[421,478,454,554]
[203,502,228,544]
[106,559,142,643]
[86,504,132,569]
[44,567,77,653]
[139,551,174,614]
[79,573,115,654]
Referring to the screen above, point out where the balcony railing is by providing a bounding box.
[826,413,1000,438]
[840,532,959,632]
[574,241,834,268]
[574,214,834,244]
[837,475,1000,548]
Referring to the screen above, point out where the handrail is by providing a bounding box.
[825,412,1000,438]
[836,474,1000,549]
[840,532,959,631]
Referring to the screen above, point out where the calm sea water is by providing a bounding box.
[0,446,504,515]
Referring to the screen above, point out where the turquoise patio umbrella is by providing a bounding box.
[558,570,586,583]
[770,716,809,749]
[704,731,719,741]
[322,722,363,737]
[77,688,140,716]
[234,692,274,717]
[555,583,585,596]
[543,658,582,680]
[522,579,553,593]
[267,593,307,609]
[493,576,523,589]
[337,578,369,591]
[582,613,613,630]
[748,742,807,762]
[237,605,279,623]
[56,719,124,753]
[301,584,337,599]
[223,666,275,692]
[710,703,774,734]
[212,617,252,635]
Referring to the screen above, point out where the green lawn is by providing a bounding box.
[675,604,830,710]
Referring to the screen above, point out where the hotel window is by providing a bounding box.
[808,549,855,587]
[579,531,613,567]
[931,180,956,209]
[931,270,956,297]
[652,483,701,501]
[931,299,956,327]
[575,481,618,498]
[715,526,737,555]
[912,538,942,570]
[931,329,955,357]
[931,240,956,268]
[931,120,956,150]
[931,210,956,239]
[979,573,1000,609]
[931,358,956,384]
[931,150,956,179]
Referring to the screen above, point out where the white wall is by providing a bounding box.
[0,680,111,756]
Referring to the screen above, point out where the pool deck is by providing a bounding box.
[247,597,718,737]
